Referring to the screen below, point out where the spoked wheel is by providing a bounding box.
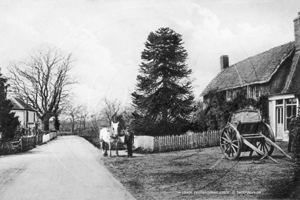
[220,124,242,160]
[256,123,275,156]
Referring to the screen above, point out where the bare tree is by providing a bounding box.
[8,47,76,131]
[120,105,135,125]
[89,112,102,136]
[83,99,131,136]
[78,105,88,130]
[68,105,81,134]
[65,104,89,134]
[99,98,121,125]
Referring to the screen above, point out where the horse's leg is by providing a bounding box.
[109,142,112,157]
[100,141,104,156]
[104,142,109,156]
[105,143,110,156]
[101,141,106,156]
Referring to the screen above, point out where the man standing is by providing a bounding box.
[124,126,134,158]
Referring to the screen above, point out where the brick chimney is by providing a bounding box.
[220,55,229,70]
[294,12,300,52]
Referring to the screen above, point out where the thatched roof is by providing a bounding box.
[201,42,295,96]
[284,51,300,94]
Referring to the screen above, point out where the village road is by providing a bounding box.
[0,136,135,200]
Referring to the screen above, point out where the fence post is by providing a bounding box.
[158,136,160,152]
[208,131,211,146]
[20,138,23,151]
[215,131,218,146]
[152,136,155,151]
[212,131,214,146]
[172,135,175,151]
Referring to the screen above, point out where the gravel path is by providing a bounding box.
[0,136,135,200]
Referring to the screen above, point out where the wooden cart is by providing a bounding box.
[220,109,292,163]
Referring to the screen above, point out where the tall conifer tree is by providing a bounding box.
[0,72,20,140]
[132,27,194,135]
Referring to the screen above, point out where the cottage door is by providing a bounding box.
[276,106,284,139]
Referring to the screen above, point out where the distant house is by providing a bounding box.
[201,12,300,141]
[9,96,38,130]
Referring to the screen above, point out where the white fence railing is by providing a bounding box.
[134,135,155,150]
[42,132,57,143]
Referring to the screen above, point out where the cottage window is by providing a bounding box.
[28,112,35,124]
[276,100,283,105]
[246,85,261,99]
[286,98,297,105]
[226,90,232,101]
[255,86,260,98]
[232,90,237,99]
[248,86,253,98]
[247,86,258,99]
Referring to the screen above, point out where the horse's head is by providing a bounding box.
[111,121,119,138]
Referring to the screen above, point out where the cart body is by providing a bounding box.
[220,109,275,160]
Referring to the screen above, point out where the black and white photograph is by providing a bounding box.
[0,0,300,199]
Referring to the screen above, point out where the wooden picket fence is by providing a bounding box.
[20,136,36,151]
[153,130,221,152]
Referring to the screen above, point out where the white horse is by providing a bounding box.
[99,121,120,157]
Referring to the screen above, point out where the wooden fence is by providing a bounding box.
[0,131,58,155]
[133,130,221,152]
[153,130,221,152]
[20,136,36,151]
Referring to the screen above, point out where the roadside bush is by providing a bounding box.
[293,127,300,181]
[188,100,208,132]
[80,128,98,138]
[0,72,20,140]
[0,141,19,155]
[13,125,26,140]
[289,114,300,182]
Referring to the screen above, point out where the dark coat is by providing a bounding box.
[125,131,134,145]
[124,129,134,157]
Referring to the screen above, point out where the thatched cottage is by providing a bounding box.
[201,12,300,140]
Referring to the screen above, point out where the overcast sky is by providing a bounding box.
[1,0,300,111]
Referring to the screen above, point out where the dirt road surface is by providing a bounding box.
[0,136,135,200]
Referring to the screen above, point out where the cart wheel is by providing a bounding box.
[256,123,275,156]
[220,124,242,160]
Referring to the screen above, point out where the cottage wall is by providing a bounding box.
[12,110,37,128]
[13,110,25,125]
